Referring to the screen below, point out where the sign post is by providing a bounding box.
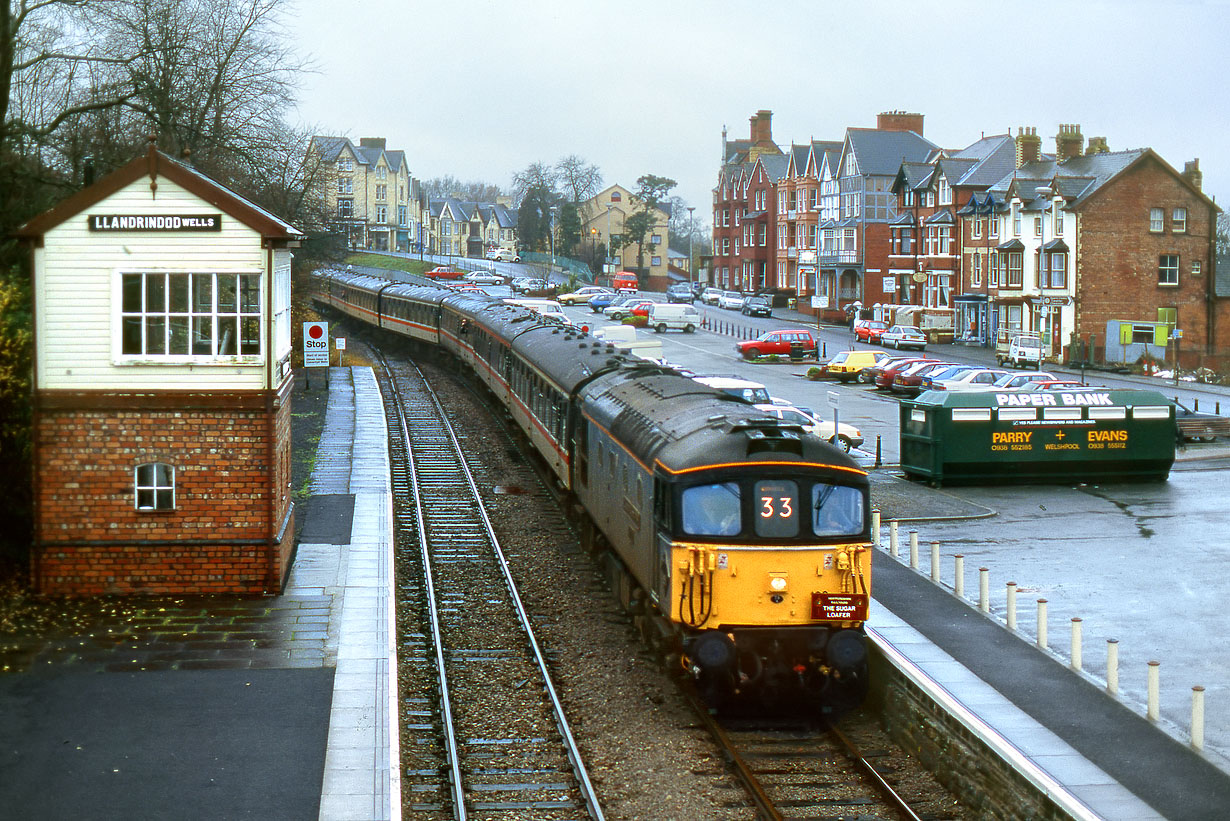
[828,390,840,447]
[303,321,329,390]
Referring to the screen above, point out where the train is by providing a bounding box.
[313,268,873,712]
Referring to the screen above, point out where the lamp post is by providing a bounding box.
[1036,185,1053,358]
[687,206,695,290]
[549,205,558,273]
[606,204,613,277]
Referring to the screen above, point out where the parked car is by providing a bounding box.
[916,364,980,393]
[692,375,771,404]
[929,368,1011,391]
[515,278,556,297]
[700,287,724,305]
[817,349,892,383]
[892,361,961,396]
[647,303,700,333]
[666,283,695,304]
[558,285,612,305]
[588,291,630,312]
[604,299,655,320]
[754,404,864,452]
[485,248,521,263]
[874,357,934,390]
[425,266,466,280]
[998,333,1044,369]
[853,319,889,344]
[857,355,919,386]
[991,371,1060,390]
[880,324,928,350]
[691,282,707,299]
[464,270,503,285]
[1016,380,1089,392]
[741,294,772,317]
[736,329,818,360]
[718,290,746,310]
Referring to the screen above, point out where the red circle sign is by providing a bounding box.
[308,324,324,339]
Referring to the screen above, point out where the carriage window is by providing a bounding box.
[681,482,741,537]
[812,484,864,537]
[754,479,799,537]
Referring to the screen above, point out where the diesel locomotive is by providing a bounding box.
[314,268,872,711]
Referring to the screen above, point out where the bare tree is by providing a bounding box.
[510,161,557,208]
[554,154,601,203]
[421,175,503,202]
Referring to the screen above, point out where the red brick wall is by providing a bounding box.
[33,394,292,595]
[1076,155,1218,352]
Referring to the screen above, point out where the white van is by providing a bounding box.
[505,298,570,324]
[997,333,1043,369]
[647,302,700,333]
[591,324,662,359]
[692,376,771,404]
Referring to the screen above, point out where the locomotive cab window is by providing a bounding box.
[681,482,741,537]
[754,479,799,538]
[812,483,863,537]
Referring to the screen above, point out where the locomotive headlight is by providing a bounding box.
[768,575,788,593]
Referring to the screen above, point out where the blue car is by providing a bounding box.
[588,292,623,313]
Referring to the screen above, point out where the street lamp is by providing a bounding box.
[687,206,695,290]
[549,205,559,272]
[605,204,613,277]
[1036,185,1053,357]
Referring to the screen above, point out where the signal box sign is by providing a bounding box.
[811,593,868,622]
[303,322,329,367]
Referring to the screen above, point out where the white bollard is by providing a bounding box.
[1070,618,1083,671]
[1192,686,1206,750]
[1006,582,1017,630]
[1148,661,1160,721]
[1107,639,1119,696]
[978,568,989,613]
[908,529,918,565]
[952,554,964,596]
[871,509,881,549]
[1037,599,1048,649]
[890,520,899,558]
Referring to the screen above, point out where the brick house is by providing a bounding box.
[778,141,841,309]
[16,144,303,595]
[714,110,783,292]
[977,126,1220,363]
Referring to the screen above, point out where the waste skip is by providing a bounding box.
[900,388,1177,485]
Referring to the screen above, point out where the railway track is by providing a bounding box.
[684,685,932,821]
[377,353,603,820]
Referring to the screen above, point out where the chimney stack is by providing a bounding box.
[1085,136,1110,154]
[876,110,925,135]
[1015,127,1041,168]
[749,110,774,146]
[359,137,386,150]
[1182,159,1203,191]
[1055,124,1084,163]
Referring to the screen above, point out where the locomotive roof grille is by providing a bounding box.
[742,424,805,456]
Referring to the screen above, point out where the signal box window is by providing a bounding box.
[121,272,262,359]
[812,484,864,537]
[754,479,799,538]
[681,482,741,537]
[135,462,175,511]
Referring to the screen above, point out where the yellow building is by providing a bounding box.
[307,136,420,251]
[579,184,671,286]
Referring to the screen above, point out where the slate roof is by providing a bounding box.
[844,128,939,177]
[759,154,789,182]
[988,149,1152,208]
[310,136,353,163]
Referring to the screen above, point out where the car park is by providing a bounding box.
[929,368,1011,391]
[916,364,980,393]
[588,291,627,312]
[718,290,746,310]
[666,283,695,304]
[514,278,556,297]
[741,294,772,317]
[557,285,612,305]
[853,319,888,344]
[700,287,724,305]
[464,270,503,285]
[753,404,864,453]
[735,329,818,360]
[816,349,892,382]
[880,324,928,350]
[647,302,700,333]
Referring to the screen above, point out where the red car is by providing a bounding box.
[736,329,819,360]
[891,361,957,396]
[854,319,888,344]
[874,357,933,390]
[425,266,465,280]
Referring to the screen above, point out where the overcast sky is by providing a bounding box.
[289,0,1230,227]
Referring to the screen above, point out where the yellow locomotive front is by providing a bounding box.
[658,460,872,712]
